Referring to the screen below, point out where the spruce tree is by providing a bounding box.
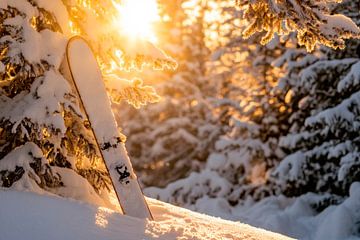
[121,0,222,188]
[273,0,360,201]
[145,0,360,212]
[0,0,173,204]
[145,6,290,207]
[236,0,360,51]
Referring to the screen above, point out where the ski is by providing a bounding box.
[61,36,153,220]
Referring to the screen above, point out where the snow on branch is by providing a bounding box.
[62,0,177,108]
[236,0,360,51]
[104,74,160,109]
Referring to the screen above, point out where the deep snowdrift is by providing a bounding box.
[0,190,292,240]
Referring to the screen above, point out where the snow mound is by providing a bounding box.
[0,190,292,240]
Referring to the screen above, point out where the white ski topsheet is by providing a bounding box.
[65,37,152,219]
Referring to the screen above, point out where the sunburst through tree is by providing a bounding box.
[1,0,360,239]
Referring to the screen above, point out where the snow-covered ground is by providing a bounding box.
[190,192,360,240]
[146,181,360,240]
[0,190,292,240]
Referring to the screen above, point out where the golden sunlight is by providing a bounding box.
[114,0,160,43]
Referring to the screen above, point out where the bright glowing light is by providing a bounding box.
[114,0,160,43]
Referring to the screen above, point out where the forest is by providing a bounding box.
[0,0,360,239]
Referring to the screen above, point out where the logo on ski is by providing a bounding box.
[100,137,123,151]
[115,164,131,184]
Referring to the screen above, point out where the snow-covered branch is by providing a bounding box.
[236,0,360,51]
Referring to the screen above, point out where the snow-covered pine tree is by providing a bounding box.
[0,0,173,205]
[273,0,360,202]
[0,0,106,201]
[236,0,360,51]
[121,0,221,188]
[145,4,292,208]
[145,0,360,213]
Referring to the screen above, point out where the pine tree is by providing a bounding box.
[145,0,360,212]
[0,0,173,204]
[0,1,107,201]
[236,0,360,51]
[120,0,222,188]
[143,3,289,205]
[273,0,360,201]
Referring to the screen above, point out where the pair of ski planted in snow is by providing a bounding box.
[61,36,153,220]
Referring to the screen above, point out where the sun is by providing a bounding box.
[114,0,160,43]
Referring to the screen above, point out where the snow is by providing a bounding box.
[207,153,227,170]
[34,0,70,35]
[320,14,360,41]
[182,182,360,240]
[0,190,293,240]
[0,143,45,192]
[0,61,4,73]
[338,60,360,92]
[2,0,35,16]
[146,170,232,206]
[104,75,160,108]
[2,3,67,65]
[0,69,74,135]
[52,167,107,206]
[299,59,358,90]
[305,91,360,128]
[0,143,41,173]
[273,152,306,181]
[338,152,360,181]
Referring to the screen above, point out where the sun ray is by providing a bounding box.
[114,0,160,43]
